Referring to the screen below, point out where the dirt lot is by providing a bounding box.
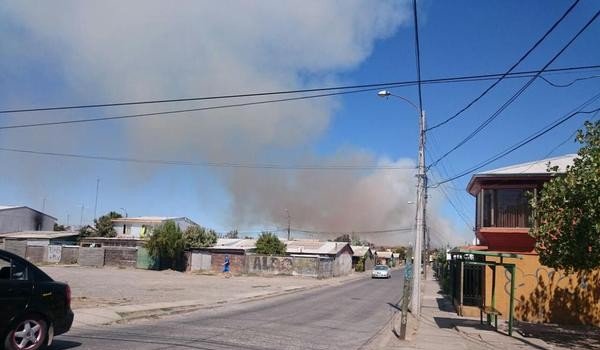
[42,265,364,309]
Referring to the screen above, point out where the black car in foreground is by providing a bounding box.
[0,249,73,350]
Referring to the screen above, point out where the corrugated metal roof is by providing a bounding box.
[0,205,57,220]
[0,231,79,239]
[285,240,350,255]
[0,205,22,210]
[350,245,371,257]
[376,251,392,259]
[478,154,576,175]
[209,238,257,251]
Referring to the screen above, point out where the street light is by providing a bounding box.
[120,207,128,218]
[378,90,427,318]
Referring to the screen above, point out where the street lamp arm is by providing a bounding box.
[377,90,421,113]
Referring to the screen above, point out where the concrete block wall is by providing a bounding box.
[292,256,319,277]
[190,252,212,271]
[4,240,27,258]
[211,252,245,274]
[60,246,79,264]
[104,247,137,267]
[318,258,334,279]
[78,247,105,267]
[25,245,46,263]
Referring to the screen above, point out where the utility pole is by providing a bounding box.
[412,109,426,318]
[80,204,84,226]
[93,178,100,221]
[285,209,291,241]
[42,197,47,212]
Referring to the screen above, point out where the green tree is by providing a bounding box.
[225,229,239,239]
[94,211,122,237]
[333,233,351,242]
[529,120,600,271]
[183,225,217,249]
[53,223,67,231]
[146,220,184,269]
[392,246,407,260]
[255,232,286,255]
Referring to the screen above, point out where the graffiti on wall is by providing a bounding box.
[501,265,599,325]
[250,255,293,274]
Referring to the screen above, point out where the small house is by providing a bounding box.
[350,245,375,271]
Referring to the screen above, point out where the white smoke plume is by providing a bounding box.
[0,1,465,245]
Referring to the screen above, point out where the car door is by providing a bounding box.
[0,254,34,330]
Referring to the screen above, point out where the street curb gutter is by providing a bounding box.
[74,274,369,327]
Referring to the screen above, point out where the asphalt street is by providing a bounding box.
[50,269,404,350]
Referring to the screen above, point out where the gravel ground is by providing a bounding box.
[41,265,366,309]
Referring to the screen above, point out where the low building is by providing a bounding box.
[111,216,197,239]
[375,251,393,265]
[350,245,375,271]
[0,205,57,234]
[1,231,79,262]
[285,240,354,277]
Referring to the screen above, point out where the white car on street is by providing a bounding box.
[371,265,391,279]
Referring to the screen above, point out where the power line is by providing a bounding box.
[1,64,599,115]
[0,88,378,131]
[0,146,416,171]
[428,9,600,169]
[425,146,474,227]
[517,108,600,174]
[5,68,598,132]
[539,74,600,87]
[431,94,600,186]
[426,0,581,132]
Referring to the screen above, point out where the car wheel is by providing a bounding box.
[4,315,47,350]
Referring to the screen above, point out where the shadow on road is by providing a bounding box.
[50,339,82,349]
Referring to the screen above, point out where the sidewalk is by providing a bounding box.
[410,274,552,349]
[405,268,598,350]
[41,265,368,328]
[366,267,596,350]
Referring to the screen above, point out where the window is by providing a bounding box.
[477,188,532,228]
[0,256,28,281]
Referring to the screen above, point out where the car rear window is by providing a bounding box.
[374,265,388,270]
[0,256,28,281]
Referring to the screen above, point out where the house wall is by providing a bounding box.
[485,254,600,326]
[25,245,46,263]
[333,249,352,277]
[364,254,375,271]
[104,247,137,267]
[60,246,79,264]
[3,240,27,258]
[210,252,245,274]
[78,247,105,267]
[0,207,55,233]
[190,252,212,271]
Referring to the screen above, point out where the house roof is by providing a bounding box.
[0,205,58,220]
[284,240,352,255]
[478,154,576,175]
[350,245,371,257]
[467,154,577,194]
[376,251,392,259]
[208,238,257,251]
[0,231,79,240]
[112,216,193,224]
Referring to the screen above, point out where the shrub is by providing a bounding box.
[255,232,286,255]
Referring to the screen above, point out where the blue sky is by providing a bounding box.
[0,1,599,246]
